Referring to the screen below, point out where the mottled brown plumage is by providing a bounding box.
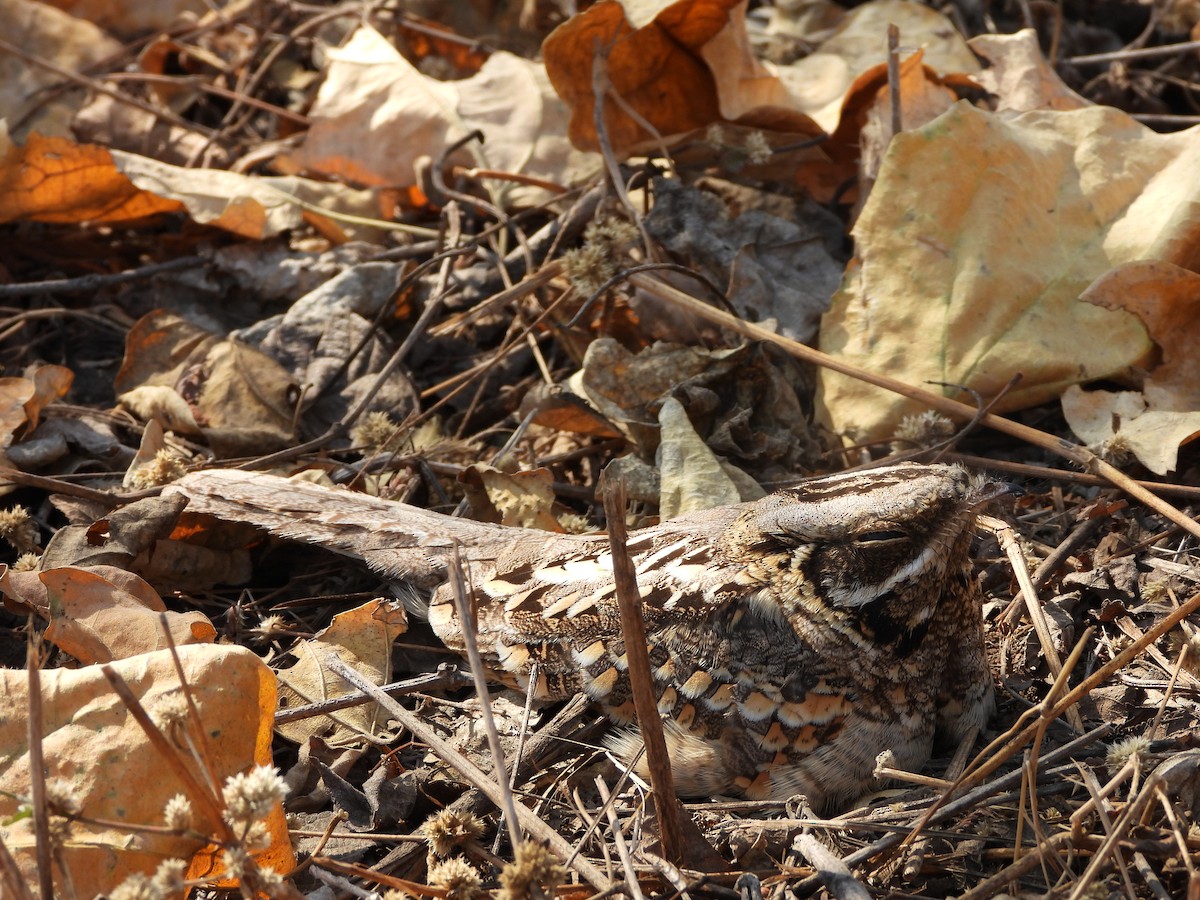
[169,462,1012,810]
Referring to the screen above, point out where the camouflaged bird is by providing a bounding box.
[168,462,1012,810]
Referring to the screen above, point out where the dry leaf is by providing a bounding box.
[1061,387,1200,476]
[24,364,73,431]
[545,0,816,155]
[657,396,742,518]
[276,598,409,746]
[1080,260,1200,412]
[815,101,1200,442]
[0,644,290,893]
[0,377,36,447]
[280,26,586,205]
[0,131,182,225]
[0,1,121,138]
[41,0,210,36]
[644,177,842,342]
[777,0,979,133]
[968,29,1090,112]
[1060,260,1200,474]
[115,310,296,456]
[0,564,215,662]
[461,464,564,531]
[0,131,388,240]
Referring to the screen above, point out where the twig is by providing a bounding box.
[0,829,36,900]
[947,453,1200,501]
[99,664,230,840]
[596,777,646,900]
[26,625,53,900]
[601,477,684,864]
[794,834,872,900]
[1001,513,1107,626]
[0,35,215,136]
[790,724,1114,895]
[0,256,206,297]
[887,24,902,138]
[446,544,522,851]
[324,655,610,891]
[273,668,472,725]
[980,513,1084,733]
[1068,39,1200,64]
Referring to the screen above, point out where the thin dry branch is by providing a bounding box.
[602,478,684,864]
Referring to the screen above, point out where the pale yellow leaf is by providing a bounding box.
[815,101,1200,442]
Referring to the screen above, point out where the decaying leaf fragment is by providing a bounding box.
[276,598,408,746]
[115,310,297,457]
[0,563,216,663]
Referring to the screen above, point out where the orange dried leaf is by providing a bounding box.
[0,132,183,224]
[45,565,217,663]
[0,377,36,446]
[543,0,733,154]
[25,363,73,430]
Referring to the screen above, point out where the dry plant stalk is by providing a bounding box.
[601,477,685,864]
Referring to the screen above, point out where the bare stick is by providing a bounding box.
[26,627,53,900]
[601,478,684,864]
[446,545,522,851]
[887,24,902,138]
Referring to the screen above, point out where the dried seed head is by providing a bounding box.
[352,411,400,455]
[891,411,955,452]
[152,693,190,732]
[563,217,637,297]
[424,809,486,858]
[150,859,188,893]
[44,776,82,817]
[0,506,37,553]
[1090,433,1134,466]
[250,614,289,643]
[164,794,193,832]
[12,552,39,572]
[498,841,566,900]
[562,242,616,297]
[1106,734,1151,774]
[222,765,287,826]
[221,844,252,882]
[1168,622,1200,676]
[429,856,485,900]
[130,449,189,489]
[704,123,726,147]
[109,872,163,900]
[744,131,772,165]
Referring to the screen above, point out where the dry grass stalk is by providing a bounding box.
[445,545,522,852]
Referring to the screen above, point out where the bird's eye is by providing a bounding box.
[852,530,908,544]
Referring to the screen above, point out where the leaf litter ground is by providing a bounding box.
[3,1,1200,897]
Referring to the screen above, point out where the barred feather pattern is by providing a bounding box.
[169,462,1009,810]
